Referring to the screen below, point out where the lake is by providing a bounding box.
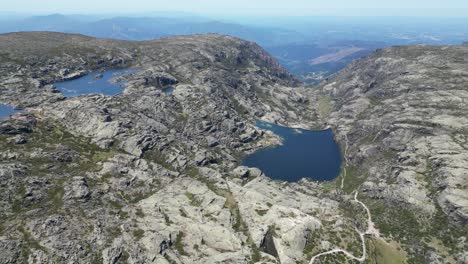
[54,68,135,97]
[0,104,21,120]
[242,121,342,182]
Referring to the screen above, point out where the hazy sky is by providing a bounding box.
[2,0,468,17]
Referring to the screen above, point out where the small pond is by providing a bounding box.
[163,87,174,95]
[242,121,342,182]
[54,68,135,97]
[0,104,21,120]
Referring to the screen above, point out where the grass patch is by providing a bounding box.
[25,120,119,173]
[135,208,145,218]
[322,182,337,193]
[185,192,202,207]
[46,180,65,212]
[11,185,27,213]
[365,198,466,263]
[255,209,269,216]
[107,226,122,241]
[133,229,145,240]
[317,95,334,118]
[143,149,174,170]
[108,199,123,211]
[163,212,173,226]
[175,232,188,256]
[18,225,48,257]
[367,238,407,264]
[251,243,262,263]
[342,165,367,194]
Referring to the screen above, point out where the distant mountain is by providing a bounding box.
[0,15,306,46]
[12,14,83,32]
[0,14,398,82]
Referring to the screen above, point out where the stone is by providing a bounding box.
[64,177,90,200]
[206,136,219,147]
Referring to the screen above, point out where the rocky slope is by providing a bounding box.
[0,32,345,264]
[0,32,467,264]
[319,45,468,263]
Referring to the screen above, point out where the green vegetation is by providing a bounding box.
[341,165,367,194]
[255,209,269,216]
[366,238,406,264]
[175,112,189,124]
[230,97,249,116]
[365,198,467,263]
[121,188,155,204]
[175,232,188,256]
[108,199,123,211]
[135,208,145,218]
[47,180,65,212]
[185,192,202,207]
[143,149,174,170]
[302,219,364,262]
[163,212,173,226]
[133,229,145,240]
[18,225,48,258]
[11,185,27,213]
[251,243,262,263]
[25,120,119,173]
[107,226,122,241]
[120,249,130,263]
[317,95,334,118]
[185,166,199,179]
[322,182,337,193]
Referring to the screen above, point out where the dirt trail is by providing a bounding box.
[309,133,380,263]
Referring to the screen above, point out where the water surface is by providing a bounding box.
[163,87,174,94]
[54,69,134,97]
[242,121,342,182]
[0,104,21,120]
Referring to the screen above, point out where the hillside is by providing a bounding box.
[0,32,323,264]
[319,45,468,263]
[0,32,467,263]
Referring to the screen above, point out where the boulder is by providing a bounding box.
[64,177,90,201]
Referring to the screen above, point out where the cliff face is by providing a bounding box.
[0,32,467,263]
[321,45,468,262]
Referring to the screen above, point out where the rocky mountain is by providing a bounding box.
[0,32,322,264]
[318,45,468,263]
[0,32,467,264]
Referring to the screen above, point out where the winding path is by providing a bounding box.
[309,134,380,263]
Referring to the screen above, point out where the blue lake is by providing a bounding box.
[242,121,342,182]
[0,104,21,120]
[54,69,135,97]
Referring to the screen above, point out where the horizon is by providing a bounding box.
[1,0,468,18]
[4,11,468,19]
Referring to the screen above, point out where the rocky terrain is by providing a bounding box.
[319,45,468,263]
[0,32,467,264]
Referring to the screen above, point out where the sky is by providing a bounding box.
[1,0,468,17]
